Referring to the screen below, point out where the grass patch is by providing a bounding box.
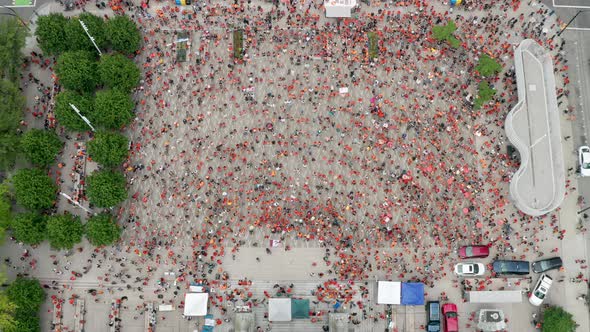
[233,30,244,60]
[176,31,188,62]
[13,0,33,6]
[368,32,378,60]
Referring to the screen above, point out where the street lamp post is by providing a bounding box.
[577,205,590,215]
[554,9,590,38]
[69,103,96,132]
[60,192,93,214]
[79,20,102,56]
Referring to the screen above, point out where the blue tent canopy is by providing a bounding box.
[401,282,425,305]
[291,299,310,319]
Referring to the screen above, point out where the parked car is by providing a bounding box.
[458,245,489,259]
[454,262,485,277]
[580,146,590,176]
[442,303,459,332]
[529,274,553,306]
[532,257,563,273]
[492,260,530,275]
[426,301,441,332]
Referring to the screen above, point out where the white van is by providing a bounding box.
[529,274,553,306]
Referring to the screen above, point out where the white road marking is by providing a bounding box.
[553,0,590,9]
[574,39,589,145]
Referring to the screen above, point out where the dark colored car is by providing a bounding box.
[442,303,459,332]
[532,257,563,273]
[458,245,490,259]
[492,260,530,275]
[427,301,441,332]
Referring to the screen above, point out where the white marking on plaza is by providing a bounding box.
[59,192,93,214]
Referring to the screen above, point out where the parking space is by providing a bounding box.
[554,7,590,32]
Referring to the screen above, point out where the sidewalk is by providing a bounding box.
[556,183,590,328]
[549,20,590,332]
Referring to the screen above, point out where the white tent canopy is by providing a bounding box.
[467,290,523,303]
[183,293,209,316]
[324,0,357,18]
[234,312,255,332]
[329,313,349,332]
[269,298,292,322]
[377,281,401,304]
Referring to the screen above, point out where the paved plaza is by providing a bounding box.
[1,0,590,331]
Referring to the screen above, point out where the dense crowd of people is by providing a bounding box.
[119,0,571,285]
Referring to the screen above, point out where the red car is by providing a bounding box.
[442,303,459,332]
[458,245,489,259]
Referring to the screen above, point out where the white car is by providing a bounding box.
[579,146,590,176]
[454,262,485,277]
[529,274,553,306]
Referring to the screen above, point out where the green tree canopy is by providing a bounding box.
[432,20,460,48]
[11,168,57,211]
[542,306,576,332]
[0,79,24,133]
[46,214,84,250]
[35,13,69,55]
[106,16,141,55]
[475,54,503,77]
[54,91,94,131]
[474,81,496,110]
[9,309,40,332]
[10,213,46,245]
[0,293,16,332]
[0,18,27,82]
[5,278,45,312]
[92,89,134,129]
[87,130,129,167]
[85,213,121,246]
[0,132,21,172]
[86,170,127,208]
[0,79,24,171]
[98,54,140,92]
[55,51,98,92]
[21,129,63,168]
[65,13,108,53]
[0,184,12,244]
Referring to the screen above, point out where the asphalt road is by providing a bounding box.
[541,4,590,209]
[543,1,590,324]
[0,0,50,22]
